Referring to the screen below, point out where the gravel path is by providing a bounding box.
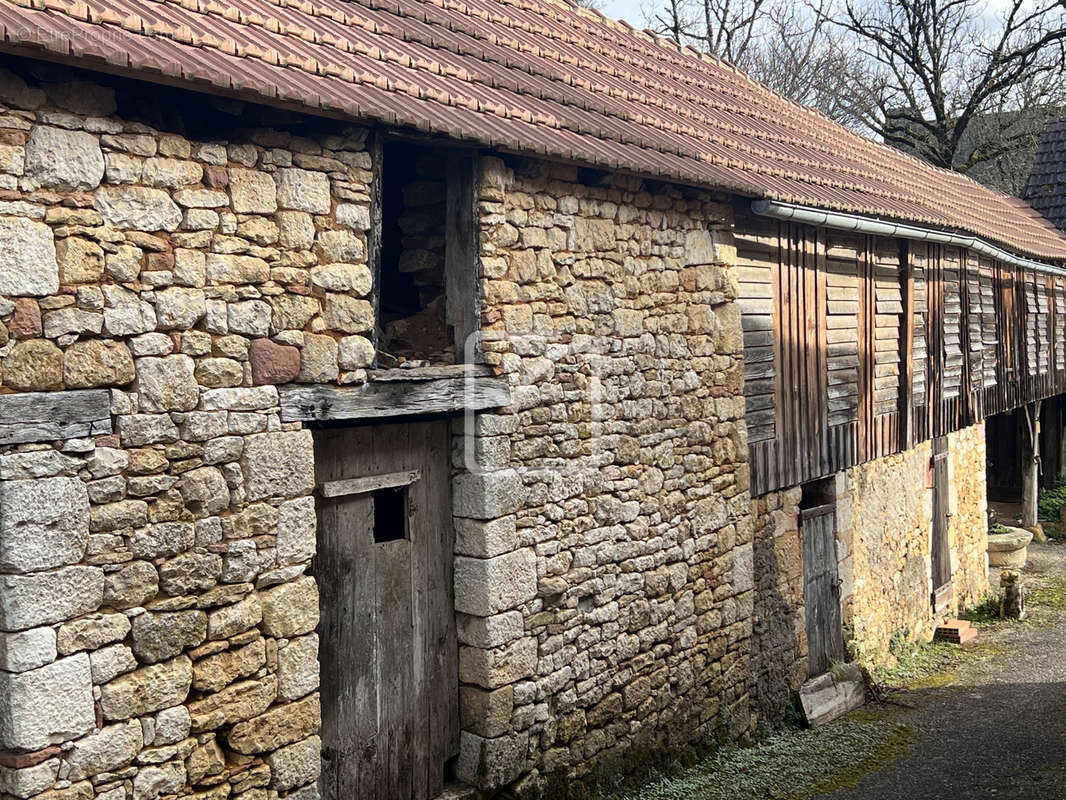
[819,542,1066,800]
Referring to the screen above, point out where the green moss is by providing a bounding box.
[1027,576,1066,610]
[594,718,914,800]
[872,636,999,689]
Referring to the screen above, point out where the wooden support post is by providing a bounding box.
[1021,400,1044,538]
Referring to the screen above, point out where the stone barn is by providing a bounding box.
[0,2,1065,800]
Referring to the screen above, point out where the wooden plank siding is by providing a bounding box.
[738,215,1066,495]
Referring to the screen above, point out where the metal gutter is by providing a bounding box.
[751,199,1066,278]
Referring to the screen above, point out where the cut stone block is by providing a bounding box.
[0,654,95,750]
[798,662,866,727]
[0,477,89,573]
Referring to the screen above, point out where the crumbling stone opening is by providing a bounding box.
[379,141,452,365]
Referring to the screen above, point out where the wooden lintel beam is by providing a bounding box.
[279,375,510,423]
[320,469,421,498]
[0,389,112,446]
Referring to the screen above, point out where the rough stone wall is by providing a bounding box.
[946,423,989,610]
[0,61,376,800]
[455,155,754,796]
[835,426,989,664]
[749,487,805,727]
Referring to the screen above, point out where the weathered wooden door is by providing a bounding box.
[802,504,845,676]
[314,421,459,800]
[931,435,952,602]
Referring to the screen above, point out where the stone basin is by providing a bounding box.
[987,526,1033,568]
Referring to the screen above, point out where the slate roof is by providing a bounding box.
[1,0,1065,261]
[1024,118,1066,234]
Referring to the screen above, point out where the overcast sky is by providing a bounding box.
[599,0,650,26]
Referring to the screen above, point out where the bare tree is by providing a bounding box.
[826,0,1066,184]
[644,0,870,125]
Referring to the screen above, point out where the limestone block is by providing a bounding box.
[56,613,131,655]
[296,334,339,383]
[0,654,95,750]
[186,735,226,784]
[276,211,315,250]
[0,218,56,296]
[241,430,315,501]
[56,237,104,284]
[0,451,81,480]
[153,705,190,745]
[131,761,185,800]
[310,263,372,294]
[176,466,229,517]
[206,253,270,284]
[129,522,195,559]
[455,731,528,790]
[269,294,319,332]
[206,592,262,640]
[136,355,198,412]
[88,643,137,684]
[336,203,370,230]
[192,637,265,693]
[454,516,518,559]
[453,469,525,519]
[159,552,222,596]
[276,168,330,214]
[0,626,56,672]
[103,560,158,609]
[230,169,277,214]
[42,307,103,338]
[454,549,537,616]
[0,566,104,631]
[315,229,363,262]
[117,414,179,447]
[337,335,375,370]
[132,610,206,664]
[142,157,203,188]
[277,633,318,701]
[459,685,514,738]
[188,675,278,732]
[25,126,104,189]
[2,339,63,390]
[63,339,135,388]
[259,576,318,637]
[321,295,373,333]
[0,477,89,572]
[458,637,537,689]
[265,735,321,791]
[0,756,59,798]
[277,496,316,565]
[456,611,524,649]
[195,358,243,389]
[228,300,271,337]
[65,719,142,780]
[95,187,182,231]
[155,287,206,330]
[225,692,320,754]
[103,294,156,337]
[90,499,147,532]
[99,655,192,720]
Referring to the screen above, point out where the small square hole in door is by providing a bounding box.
[372,486,408,543]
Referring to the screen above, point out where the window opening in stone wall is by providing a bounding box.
[372,486,409,543]
[378,140,478,366]
[800,476,836,509]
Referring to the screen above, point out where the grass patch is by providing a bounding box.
[872,636,1000,690]
[960,592,1002,625]
[1027,576,1066,610]
[597,718,914,800]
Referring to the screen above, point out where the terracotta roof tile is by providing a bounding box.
[0,0,1064,259]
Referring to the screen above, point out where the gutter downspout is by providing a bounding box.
[750,199,1066,278]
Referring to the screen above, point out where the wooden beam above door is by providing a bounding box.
[279,371,510,423]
